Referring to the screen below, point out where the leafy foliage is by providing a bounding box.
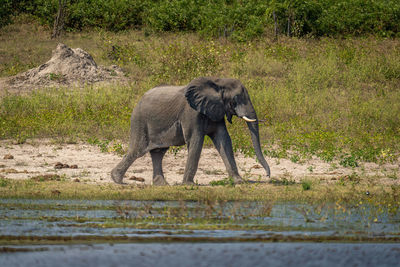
[0,0,13,28]
[318,0,400,37]
[3,0,400,38]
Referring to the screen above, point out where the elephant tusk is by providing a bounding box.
[242,116,257,122]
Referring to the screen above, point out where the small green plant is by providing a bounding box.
[87,137,110,153]
[290,154,300,163]
[301,180,312,191]
[0,178,9,187]
[110,142,126,156]
[170,146,183,156]
[15,132,28,144]
[307,166,314,173]
[87,137,99,145]
[48,73,64,81]
[337,177,346,186]
[209,177,235,187]
[340,155,359,168]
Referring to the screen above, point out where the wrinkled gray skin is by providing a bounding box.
[111,77,271,185]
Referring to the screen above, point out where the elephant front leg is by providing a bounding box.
[150,148,169,186]
[209,125,243,183]
[182,136,204,185]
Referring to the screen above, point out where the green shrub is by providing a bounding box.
[266,0,323,37]
[0,0,13,28]
[66,0,148,31]
[318,0,400,37]
[7,0,399,38]
[301,180,312,191]
[145,0,202,32]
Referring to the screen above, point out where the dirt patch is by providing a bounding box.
[0,139,399,185]
[2,43,124,94]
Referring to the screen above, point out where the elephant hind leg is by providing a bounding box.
[182,136,204,185]
[150,148,169,186]
[111,149,143,184]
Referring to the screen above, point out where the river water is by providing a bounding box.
[1,198,399,266]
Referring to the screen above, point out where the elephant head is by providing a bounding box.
[185,77,271,177]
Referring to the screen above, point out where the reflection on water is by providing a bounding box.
[0,198,399,240]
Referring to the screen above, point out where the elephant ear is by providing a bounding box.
[184,77,225,122]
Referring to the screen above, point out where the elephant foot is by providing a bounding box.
[153,175,169,186]
[111,169,124,184]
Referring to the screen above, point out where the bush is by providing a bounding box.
[6,0,148,31]
[0,0,13,28]
[301,180,312,191]
[266,0,323,37]
[5,0,399,38]
[145,0,202,32]
[66,0,148,31]
[318,0,400,37]
[198,0,268,40]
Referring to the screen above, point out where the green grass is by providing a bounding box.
[0,178,399,206]
[1,22,400,164]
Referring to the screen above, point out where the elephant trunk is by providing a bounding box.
[235,97,271,178]
[245,118,271,178]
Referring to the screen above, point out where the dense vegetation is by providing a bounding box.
[3,0,400,39]
[1,19,399,165]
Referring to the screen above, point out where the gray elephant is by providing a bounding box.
[111,77,271,185]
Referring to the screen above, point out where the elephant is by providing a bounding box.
[111,77,271,185]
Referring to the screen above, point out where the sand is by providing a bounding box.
[0,139,398,185]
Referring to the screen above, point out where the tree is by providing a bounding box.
[52,0,68,39]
